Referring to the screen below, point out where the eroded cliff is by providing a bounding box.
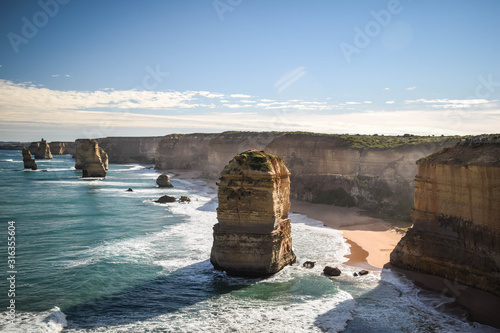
[210,150,296,276]
[155,132,456,218]
[96,136,163,164]
[29,139,53,159]
[390,140,500,296]
[75,139,108,178]
[49,141,76,155]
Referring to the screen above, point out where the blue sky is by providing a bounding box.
[1,0,499,141]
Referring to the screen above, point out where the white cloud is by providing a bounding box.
[198,91,225,99]
[52,74,59,77]
[230,94,252,98]
[346,102,361,105]
[363,101,372,104]
[406,86,417,91]
[404,98,494,109]
[383,88,390,91]
[385,100,395,104]
[65,74,71,77]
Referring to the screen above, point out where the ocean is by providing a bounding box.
[0,149,497,333]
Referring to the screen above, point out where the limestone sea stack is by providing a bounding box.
[390,139,500,296]
[210,150,296,277]
[75,139,108,178]
[30,139,53,159]
[22,148,37,170]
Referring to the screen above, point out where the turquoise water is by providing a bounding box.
[0,150,497,332]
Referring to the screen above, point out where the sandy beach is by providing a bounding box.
[290,199,404,269]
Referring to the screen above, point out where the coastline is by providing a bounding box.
[290,199,403,270]
[159,169,500,328]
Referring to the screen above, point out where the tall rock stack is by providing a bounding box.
[210,150,296,277]
[22,148,37,170]
[75,139,108,178]
[390,140,500,296]
[30,139,53,159]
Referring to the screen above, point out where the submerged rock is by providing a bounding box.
[303,261,316,269]
[210,149,296,277]
[156,195,176,203]
[22,148,37,170]
[323,266,341,277]
[75,139,107,178]
[156,174,173,188]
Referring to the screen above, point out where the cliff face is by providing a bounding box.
[266,134,456,217]
[155,132,279,177]
[210,150,296,276]
[95,137,163,164]
[155,132,457,218]
[391,141,500,296]
[49,141,76,155]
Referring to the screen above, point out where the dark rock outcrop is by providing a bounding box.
[323,266,341,276]
[303,261,315,268]
[22,148,37,170]
[210,150,296,277]
[156,195,176,203]
[390,140,500,296]
[75,139,108,178]
[156,174,173,188]
[179,196,190,202]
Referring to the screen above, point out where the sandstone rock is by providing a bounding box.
[210,149,296,277]
[390,140,500,296]
[30,139,53,159]
[303,261,315,269]
[323,266,341,276]
[179,196,190,202]
[49,141,76,155]
[156,174,173,188]
[22,148,37,170]
[156,195,176,203]
[75,139,107,178]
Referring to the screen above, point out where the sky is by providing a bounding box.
[0,0,499,141]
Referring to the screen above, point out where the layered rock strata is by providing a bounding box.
[155,132,457,219]
[22,148,37,170]
[210,150,296,277]
[75,139,108,178]
[30,139,53,159]
[95,136,163,164]
[390,140,500,296]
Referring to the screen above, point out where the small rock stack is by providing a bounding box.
[22,147,37,170]
[210,150,296,277]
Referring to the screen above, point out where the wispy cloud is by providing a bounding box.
[230,94,252,98]
[383,88,390,91]
[406,86,417,91]
[52,74,59,77]
[386,100,395,104]
[404,98,493,109]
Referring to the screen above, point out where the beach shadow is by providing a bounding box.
[64,260,260,330]
[313,269,497,332]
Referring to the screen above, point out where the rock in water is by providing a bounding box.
[30,139,53,159]
[303,261,315,269]
[323,266,341,276]
[156,174,173,187]
[210,149,296,277]
[75,139,107,178]
[179,196,190,202]
[22,148,37,170]
[390,140,500,296]
[155,195,176,203]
